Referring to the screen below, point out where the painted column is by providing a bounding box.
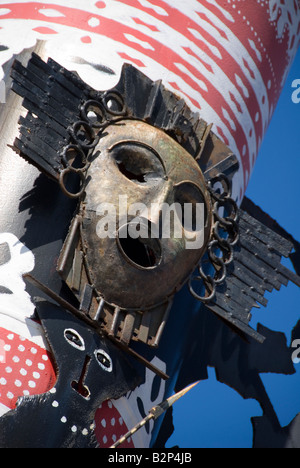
[0,0,299,447]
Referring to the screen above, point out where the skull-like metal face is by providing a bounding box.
[81,120,212,310]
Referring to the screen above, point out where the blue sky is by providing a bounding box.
[166,46,300,449]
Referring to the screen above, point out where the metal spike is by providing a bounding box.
[110,381,199,448]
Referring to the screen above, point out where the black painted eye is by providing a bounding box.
[94,349,113,372]
[64,329,85,351]
[110,141,166,184]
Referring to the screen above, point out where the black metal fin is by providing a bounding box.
[111,63,207,157]
[11,53,92,181]
[204,201,300,343]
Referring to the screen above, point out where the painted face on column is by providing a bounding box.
[81,119,212,311]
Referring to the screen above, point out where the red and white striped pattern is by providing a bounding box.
[0,0,299,198]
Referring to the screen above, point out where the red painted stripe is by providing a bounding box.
[0,2,254,184]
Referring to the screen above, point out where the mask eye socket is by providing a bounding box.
[117,221,162,270]
[94,349,113,372]
[174,182,208,231]
[64,328,85,351]
[109,141,166,184]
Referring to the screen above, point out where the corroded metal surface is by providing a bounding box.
[82,119,212,310]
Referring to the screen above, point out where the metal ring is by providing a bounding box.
[59,167,86,199]
[188,274,216,303]
[220,218,240,246]
[212,222,231,249]
[102,91,126,116]
[68,120,99,149]
[198,262,211,283]
[61,144,90,172]
[207,242,227,284]
[80,100,106,128]
[219,241,234,265]
[213,198,238,227]
[213,220,239,247]
[208,173,231,199]
[207,239,222,263]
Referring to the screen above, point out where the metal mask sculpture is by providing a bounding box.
[70,119,212,306]
[11,53,222,351]
[10,53,300,350]
[1,52,299,449]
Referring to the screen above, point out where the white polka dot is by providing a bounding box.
[71,425,77,433]
[31,347,37,354]
[50,387,56,394]
[61,416,67,423]
[4,344,11,351]
[28,380,36,388]
[38,363,45,370]
[111,418,115,426]
[112,434,117,442]
[23,390,30,396]
[52,400,59,408]
[88,17,100,27]
[7,392,14,399]
[33,372,40,379]
[14,380,22,387]
[7,334,14,340]
[119,417,123,425]
[13,356,20,363]
[0,378,7,385]
[5,367,12,374]
[42,354,48,361]
[20,368,27,376]
[26,359,32,366]
[82,429,88,436]
[102,435,107,444]
[18,345,25,352]
[101,418,106,428]
[19,336,26,341]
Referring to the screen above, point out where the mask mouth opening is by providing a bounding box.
[117,221,162,270]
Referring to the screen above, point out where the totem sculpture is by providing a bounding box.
[0,1,299,448]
